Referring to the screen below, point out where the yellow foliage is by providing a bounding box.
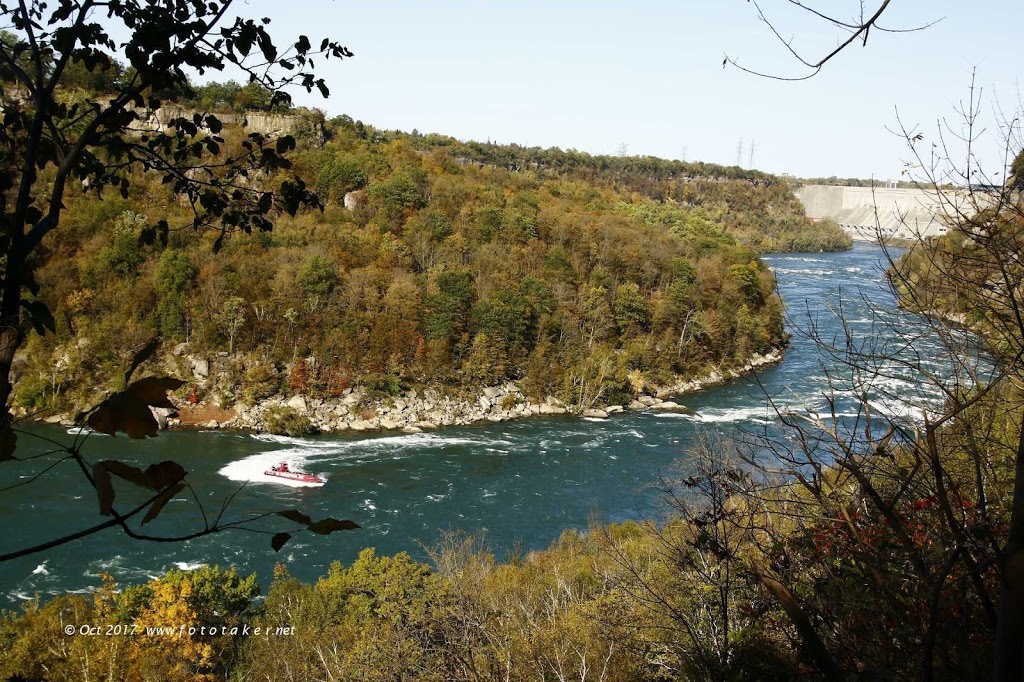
[129,578,216,682]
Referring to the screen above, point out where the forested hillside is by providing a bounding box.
[12,80,846,422]
[407,131,851,252]
[4,8,1024,679]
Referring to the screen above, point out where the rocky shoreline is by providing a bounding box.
[164,349,784,435]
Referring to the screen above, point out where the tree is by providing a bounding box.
[219,295,246,354]
[423,270,475,346]
[693,93,1024,679]
[298,254,339,305]
[599,436,793,681]
[613,282,651,336]
[314,152,367,203]
[1009,148,1024,192]
[0,0,358,561]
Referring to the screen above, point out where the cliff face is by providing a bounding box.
[130,106,323,142]
[162,347,783,434]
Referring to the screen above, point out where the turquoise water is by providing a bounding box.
[1,243,931,606]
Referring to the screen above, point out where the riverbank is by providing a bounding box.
[168,349,784,435]
[4,246,895,613]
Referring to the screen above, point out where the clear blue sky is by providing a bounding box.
[238,1,1021,180]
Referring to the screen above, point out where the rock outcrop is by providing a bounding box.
[129,106,323,143]
[177,348,785,433]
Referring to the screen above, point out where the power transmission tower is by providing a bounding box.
[681,145,688,162]
[617,142,629,158]
[749,139,757,169]
[736,138,744,167]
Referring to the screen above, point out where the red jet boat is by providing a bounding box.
[264,462,326,484]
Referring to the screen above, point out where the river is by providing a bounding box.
[1,242,934,607]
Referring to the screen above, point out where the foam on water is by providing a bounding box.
[425,482,454,502]
[66,426,104,437]
[172,562,205,571]
[83,556,157,583]
[221,431,496,486]
[771,268,836,276]
[781,256,830,264]
[656,405,773,424]
[867,398,932,424]
[261,431,486,453]
[251,433,340,449]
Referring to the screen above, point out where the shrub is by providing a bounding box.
[261,406,314,437]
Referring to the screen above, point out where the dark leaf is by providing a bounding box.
[126,377,184,409]
[206,115,223,134]
[25,271,39,297]
[24,206,43,226]
[93,462,115,516]
[101,459,186,490]
[142,482,186,525]
[87,394,160,438]
[156,220,169,247]
[271,532,291,552]
[275,135,295,154]
[141,461,187,490]
[22,300,56,335]
[138,226,156,246]
[307,518,361,535]
[277,509,312,525]
[0,422,16,462]
[258,192,272,214]
[258,31,277,62]
[124,339,160,386]
[86,374,183,438]
[99,460,151,488]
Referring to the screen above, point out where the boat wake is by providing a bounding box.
[219,451,326,487]
[219,431,490,487]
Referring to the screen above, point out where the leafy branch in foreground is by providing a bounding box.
[0,340,359,563]
[1,0,353,451]
[0,0,355,559]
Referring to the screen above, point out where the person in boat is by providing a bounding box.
[279,462,289,473]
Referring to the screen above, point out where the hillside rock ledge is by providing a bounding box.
[164,348,784,434]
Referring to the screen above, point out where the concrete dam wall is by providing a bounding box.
[797,185,955,241]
